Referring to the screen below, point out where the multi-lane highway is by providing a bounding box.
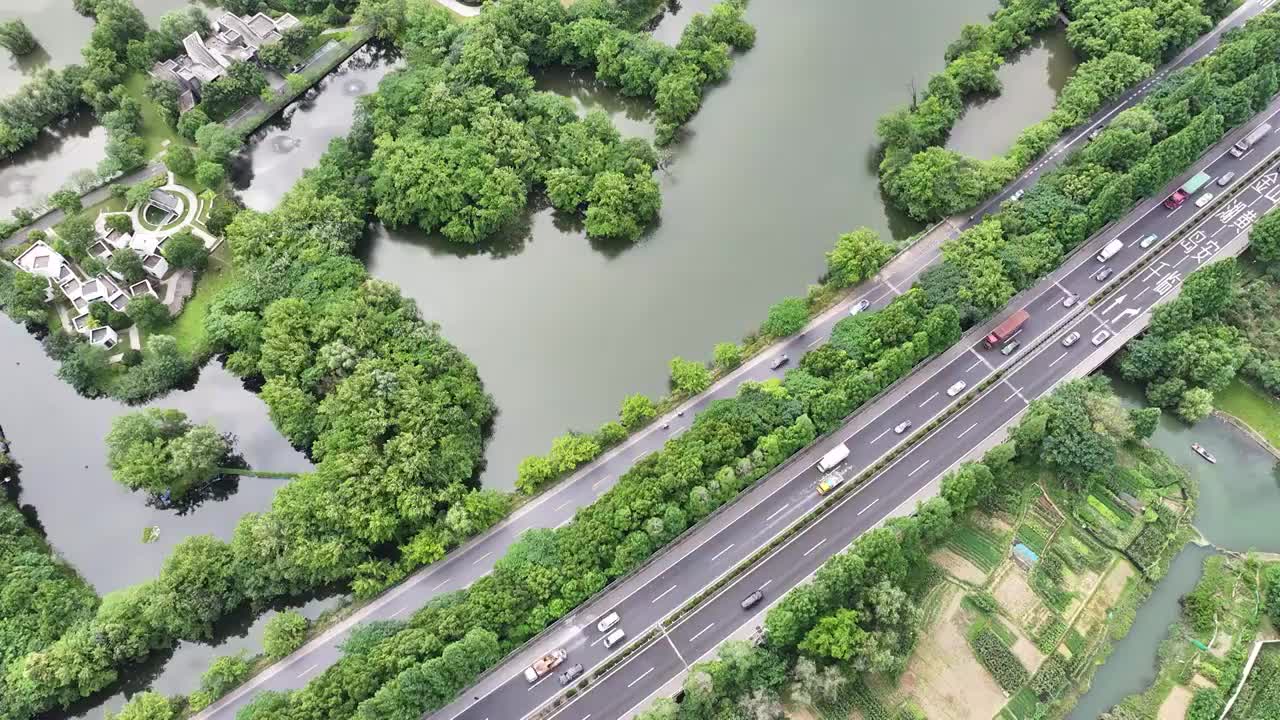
[195,3,1271,717]
[438,98,1280,720]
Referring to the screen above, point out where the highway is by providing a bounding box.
[438,97,1280,720]
[193,3,1270,717]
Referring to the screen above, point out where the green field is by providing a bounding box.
[1215,378,1280,450]
[167,244,236,359]
[124,72,185,161]
[946,524,1005,572]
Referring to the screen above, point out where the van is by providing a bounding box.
[1096,238,1124,263]
[603,629,626,649]
[596,612,620,634]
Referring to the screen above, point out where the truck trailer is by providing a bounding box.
[524,648,568,683]
[816,443,849,473]
[1231,123,1272,158]
[1163,171,1211,209]
[984,309,1029,350]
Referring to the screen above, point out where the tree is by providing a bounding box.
[165,145,196,176]
[126,294,170,332]
[713,342,743,371]
[762,297,808,338]
[109,250,146,284]
[105,213,133,234]
[205,201,239,237]
[1129,406,1161,440]
[194,122,240,166]
[199,62,267,119]
[105,408,232,498]
[619,393,657,429]
[1,269,51,324]
[355,0,408,40]
[583,170,660,241]
[827,227,894,287]
[105,691,174,720]
[1177,387,1214,423]
[50,189,83,215]
[177,107,209,141]
[195,160,225,189]
[1250,208,1280,265]
[57,341,111,396]
[146,77,181,126]
[670,356,711,396]
[799,608,871,662]
[163,229,209,271]
[0,19,37,56]
[198,652,252,700]
[262,610,308,660]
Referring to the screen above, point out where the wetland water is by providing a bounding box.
[0,0,1089,712]
[1067,377,1280,719]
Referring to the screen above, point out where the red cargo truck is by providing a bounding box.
[984,309,1029,350]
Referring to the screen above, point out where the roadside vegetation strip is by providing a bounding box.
[630,379,1199,720]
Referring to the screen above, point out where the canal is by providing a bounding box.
[1,0,1088,714]
[1067,376,1280,719]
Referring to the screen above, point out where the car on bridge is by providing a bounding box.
[1062,331,1081,347]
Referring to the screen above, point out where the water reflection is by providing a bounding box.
[0,318,312,594]
[0,2,96,97]
[0,111,107,218]
[947,28,1078,159]
[230,44,402,211]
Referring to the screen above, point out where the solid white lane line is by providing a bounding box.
[966,359,982,372]
[919,392,939,408]
[652,585,678,604]
[627,668,655,689]
[858,499,879,516]
[555,518,572,529]
[710,544,735,562]
[1005,387,1022,403]
[957,422,978,439]
[764,503,790,522]
[554,500,571,512]
[389,607,407,618]
[1049,351,1068,367]
[871,428,890,443]
[430,579,449,592]
[760,579,773,589]
[689,623,716,643]
[592,476,609,490]
[472,551,493,565]
[297,663,320,678]
[807,337,823,347]
[908,460,929,477]
[803,538,826,557]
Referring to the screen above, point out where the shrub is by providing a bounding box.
[263,610,309,660]
[971,628,1028,692]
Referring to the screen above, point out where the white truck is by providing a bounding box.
[524,648,568,683]
[816,443,849,473]
[1096,238,1124,263]
[1231,122,1272,157]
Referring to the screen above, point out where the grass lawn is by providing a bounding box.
[1215,378,1280,449]
[124,73,185,161]
[167,244,236,359]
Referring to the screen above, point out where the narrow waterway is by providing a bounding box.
[1066,376,1280,719]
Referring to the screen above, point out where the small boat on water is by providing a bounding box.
[1191,443,1217,464]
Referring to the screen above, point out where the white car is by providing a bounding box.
[1062,331,1081,347]
[1092,330,1112,346]
[947,381,967,397]
[849,299,871,316]
[1138,234,1158,249]
[1196,192,1215,208]
[894,420,912,434]
[596,612,620,634]
[1010,188,1025,202]
[1217,171,1235,187]
[1062,294,1076,308]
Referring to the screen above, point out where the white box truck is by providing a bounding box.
[1096,238,1124,263]
[817,443,849,473]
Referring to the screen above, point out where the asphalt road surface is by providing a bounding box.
[195,3,1269,716]
[466,101,1280,720]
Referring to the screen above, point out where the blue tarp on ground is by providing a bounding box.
[1013,543,1039,565]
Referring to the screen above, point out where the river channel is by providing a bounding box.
[1,0,1085,714]
[1066,376,1280,719]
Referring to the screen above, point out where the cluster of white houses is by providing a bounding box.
[10,194,185,350]
[150,10,300,113]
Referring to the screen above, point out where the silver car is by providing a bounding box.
[947,381,967,397]
[1217,171,1236,187]
[894,420,912,434]
[849,299,871,316]
[1092,330,1111,346]
[1062,331,1081,347]
[1138,234,1158,249]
